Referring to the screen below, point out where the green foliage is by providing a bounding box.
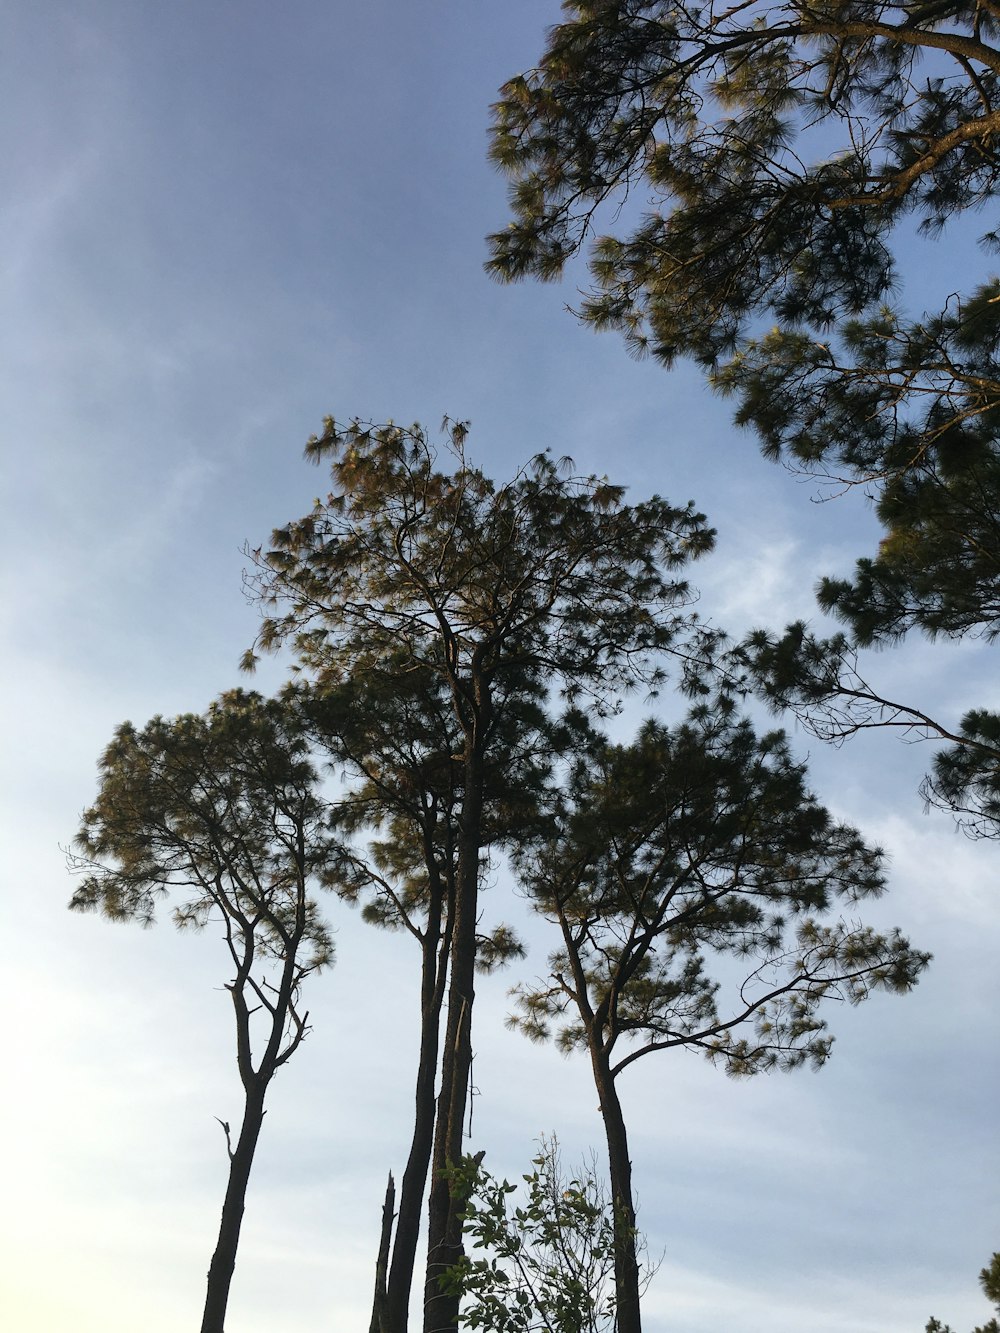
[721,623,1000,838]
[72,690,332,954]
[442,1139,629,1333]
[70,689,335,1075]
[490,1,1000,358]
[512,702,928,1076]
[927,710,1000,837]
[243,418,724,1330]
[245,417,718,708]
[72,691,341,1333]
[490,1,1000,718]
[719,298,1000,650]
[509,699,927,1333]
[926,1250,1000,1333]
[290,658,541,952]
[244,419,723,943]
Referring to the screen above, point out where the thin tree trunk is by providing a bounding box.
[200,1080,268,1333]
[370,1173,396,1333]
[423,920,476,1333]
[591,1055,642,1333]
[423,741,485,1333]
[384,919,450,1333]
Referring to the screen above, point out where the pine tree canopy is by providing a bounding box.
[242,417,723,1333]
[72,690,333,958]
[70,690,341,1333]
[243,415,722,955]
[511,704,928,1075]
[70,690,336,1074]
[489,1,1000,650]
[508,700,928,1333]
[244,417,717,701]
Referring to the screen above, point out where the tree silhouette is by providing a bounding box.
[512,705,929,1333]
[70,690,335,1333]
[489,1,1000,832]
[244,416,719,1333]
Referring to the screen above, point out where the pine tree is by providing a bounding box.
[489,1,1000,422]
[489,1,1000,825]
[511,704,929,1333]
[243,415,719,1333]
[291,664,531,1333]
[70,690,336,1333]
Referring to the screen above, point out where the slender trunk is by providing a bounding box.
[384,919,450,1333]
[422,974,474,1333]
[590,1055,641,1333]
[423,743,485,1333]
[370,1173,396,1333]
[200,1079,268,1333]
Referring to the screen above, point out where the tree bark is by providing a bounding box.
[370,1173,396,1333]
[423,736,486,1333]
[384,910,450,1333]
[422,920,476,1333]
[200,1080,268,1333]
[591,1053,642,1333]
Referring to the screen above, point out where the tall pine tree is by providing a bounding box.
[243,416,718,1333]
[512,705,928,1333]
[489,0,1000,828]
[70,691,336,1333]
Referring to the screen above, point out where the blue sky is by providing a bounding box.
[2,3,998,1331]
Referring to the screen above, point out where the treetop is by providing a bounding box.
[244,417,719,711]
